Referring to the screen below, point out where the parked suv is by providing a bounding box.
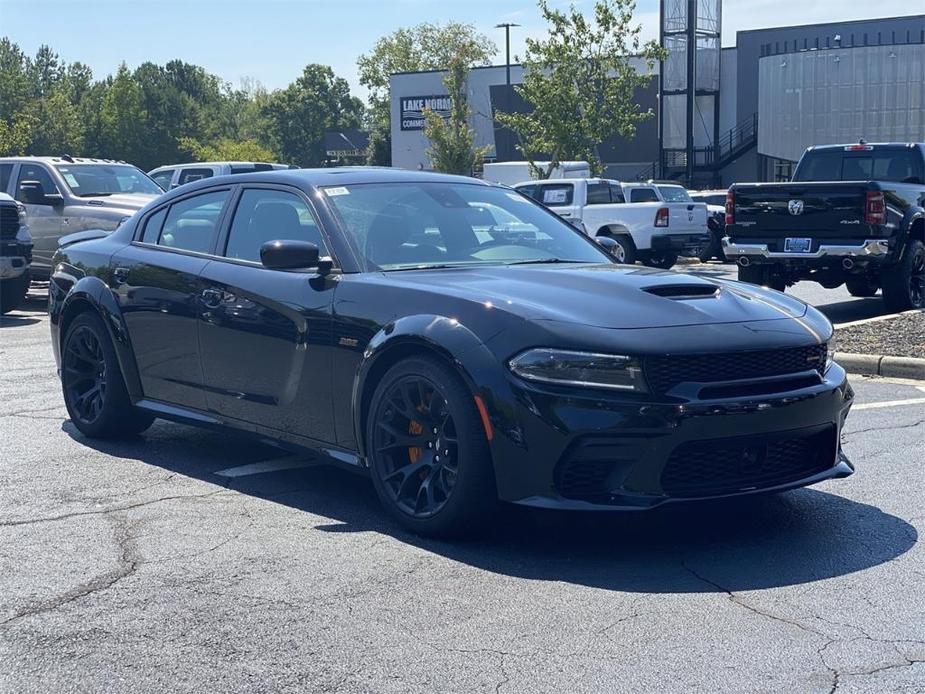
[0,156,162,280]
[148,161,295,191]
[724,142,925,310]
[0,192,33,314]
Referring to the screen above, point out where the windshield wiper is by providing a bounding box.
[384,264,470,272]
[75,192,115,197]
[507,258,584,266]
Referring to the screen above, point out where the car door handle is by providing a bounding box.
[113,267,129,285]
[200,288,224,308]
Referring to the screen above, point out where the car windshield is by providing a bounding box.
[323,181,611,271]
[657,185,692,202]
[54,164,162,196]
[792,148,924,183]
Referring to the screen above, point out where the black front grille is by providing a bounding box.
[0,205,20,239]
[644,344,826,394]
[554,435,655,501]
[661,426,836,498]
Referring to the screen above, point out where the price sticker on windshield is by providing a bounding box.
[542,188,569,204]
[324,186,350,197]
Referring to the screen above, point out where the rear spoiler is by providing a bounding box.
[58,228,110,249]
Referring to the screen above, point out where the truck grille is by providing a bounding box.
[660,426,836,498]
[644,344,827,394]
[0,205,20,239]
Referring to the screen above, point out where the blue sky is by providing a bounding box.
[0,0,916,99]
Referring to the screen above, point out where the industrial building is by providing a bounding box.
[389,11,924,186]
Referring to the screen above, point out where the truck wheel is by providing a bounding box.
[643,251,678,270]
[0,270,30,315]
[845,279,879,298]
[607,235,636,264]
[882,239,925,311]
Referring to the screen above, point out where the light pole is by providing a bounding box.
[495,22,519,106]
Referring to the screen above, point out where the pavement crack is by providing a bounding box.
[842,418,925,439]
[0,515,140,628]
[0,489,231,527]
[682,561,823,637]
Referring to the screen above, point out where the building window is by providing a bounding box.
[774,160,794,183]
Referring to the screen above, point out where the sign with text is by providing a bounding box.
[400,95,451,131]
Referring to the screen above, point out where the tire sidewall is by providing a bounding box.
[366,356,495,537]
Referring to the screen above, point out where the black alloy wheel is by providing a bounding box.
[883,239,925,311]
[61,312,155,438]
[367,356,496,537]
[643,251,679,270]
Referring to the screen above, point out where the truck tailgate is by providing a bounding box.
[666,202,707,233]
[733,182,870,238]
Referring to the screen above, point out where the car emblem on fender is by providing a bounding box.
[788,199,804,216]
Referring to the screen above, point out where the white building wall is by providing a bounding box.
[758,43,925,163]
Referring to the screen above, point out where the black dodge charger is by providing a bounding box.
[49,168,854,537]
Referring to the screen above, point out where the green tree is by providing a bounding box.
[423,54,489,175]
[99,64,147,164]
[23,90,83,154]
[263,64,363,168]
[496,0,665,177]
[0,38,34,123]
[178,136,276,162]
[357,22,496,165]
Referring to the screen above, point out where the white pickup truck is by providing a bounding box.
[514,178,709,268]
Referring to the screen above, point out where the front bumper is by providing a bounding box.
[723,238,889,262]
[492,364,854,510]
[652,233,710,257]
[0,255,30,280]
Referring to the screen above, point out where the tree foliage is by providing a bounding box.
[423,55,489,175]
[357,22,496,165]
[0,39,363,171]
[496,0,665,178]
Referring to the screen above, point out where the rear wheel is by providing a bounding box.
[882,239,925,311]
[0,271,30,315]
[845,278,879,298]
[605,234,636,264]
[62,312,155,438]
[643,251,678,270]
[367,356,497,538]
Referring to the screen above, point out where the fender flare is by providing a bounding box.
[896,208,925,258]
[58,276,143,401]
[351,314,507,460]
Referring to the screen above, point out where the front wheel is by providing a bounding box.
[606,235,636,264]
[0,271,30,314]
[845,278,879,298]
[62,312,155,438]
[882,239,925,311]
[366,356,497,538]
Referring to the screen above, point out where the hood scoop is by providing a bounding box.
[642,283,720,300]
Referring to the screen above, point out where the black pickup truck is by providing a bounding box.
[724,142,925,311]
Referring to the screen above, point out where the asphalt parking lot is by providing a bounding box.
[1,283,923,694]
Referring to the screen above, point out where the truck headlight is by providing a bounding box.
[826,336,837,370]
[508,349,647,392]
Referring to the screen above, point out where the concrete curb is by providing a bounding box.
[835,352,925,381]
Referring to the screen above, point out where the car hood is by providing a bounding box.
[386,263,809,329]
[74,193,159,212]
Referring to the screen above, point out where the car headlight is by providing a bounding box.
[508,349,647,392]
[15,202,26,219]
[826,336,836,369]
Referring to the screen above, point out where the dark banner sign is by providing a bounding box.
[399,95,451,131]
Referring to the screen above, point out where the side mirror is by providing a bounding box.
[260,239,331,273]
[19,180,62,205]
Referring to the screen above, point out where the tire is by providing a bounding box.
[366,355,497,538]
[61,312,155,438]
[737,264,786,292]
[845,278,879,298]
[0,270,30,315]
[643,251,679,270]
[606,234,636,264]
[882,239,925,311]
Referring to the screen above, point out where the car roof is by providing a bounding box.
[149,161,292,172]
[515,178,617,186]
[157,167,494,195]
[0,155,131,165]
[806,142,924,152]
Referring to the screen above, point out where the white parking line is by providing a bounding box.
[852,397,925,411]
[214,456,321,478]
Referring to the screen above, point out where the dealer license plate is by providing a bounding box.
[784,237,813,253]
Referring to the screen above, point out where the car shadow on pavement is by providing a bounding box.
[816,297,889,325]
[1,293,48,327]
[65,419,917,595]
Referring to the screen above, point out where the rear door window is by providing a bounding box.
[628,187,659,203]
[157,190,230,254]
[586,182,612,205]
[177,168,215,186]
